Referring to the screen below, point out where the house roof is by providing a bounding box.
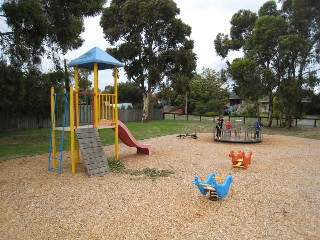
[68,47,124,70]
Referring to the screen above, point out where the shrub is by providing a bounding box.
[242,104,256,116]
[204,111,218,116]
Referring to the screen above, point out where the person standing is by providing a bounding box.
[254,121,261,138]
[225,121,233,137]
[216,116,224,138]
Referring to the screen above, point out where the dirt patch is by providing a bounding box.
[0,134,319,239]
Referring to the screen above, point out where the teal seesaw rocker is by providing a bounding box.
[193,172,233,201]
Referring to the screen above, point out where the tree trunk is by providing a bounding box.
[64,59,69,93]
[255,100,260,118]
[142,91,149,122]
[266,93,273,127]
[285,109,293,128]
[280,110,284,128]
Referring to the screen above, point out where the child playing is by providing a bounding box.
[225,121,233,137]
[254,121,261,138]
[215,116,224,138]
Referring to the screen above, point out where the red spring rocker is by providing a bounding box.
[229,150,252,169]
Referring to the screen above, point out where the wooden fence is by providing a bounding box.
[0,109,164,131]
[119,109,163,122]
[0,112,52,130]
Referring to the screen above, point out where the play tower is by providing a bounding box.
[48,47,150,176]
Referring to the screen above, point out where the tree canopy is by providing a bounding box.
[103,81,143,108]
[1,0,106,69]
[0,1,106,120]
[188,69,229,115]
[100,0,196,121]
[214,0,320,127]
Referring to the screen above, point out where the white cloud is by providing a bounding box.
[174,0,269,72]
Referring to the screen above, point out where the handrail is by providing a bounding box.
[73,92,95,128]
[99,93,116,125]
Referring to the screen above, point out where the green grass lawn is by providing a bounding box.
[0,128,51,160]
[1,119,319,161]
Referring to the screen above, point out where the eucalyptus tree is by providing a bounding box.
[1,0,106,69]
[0,60,25,113]
[0,59,64,117]
[214,9,258,58]
[0,1,106,119]
[100,0,196,121]
[215,0,320,127]
[277,0,320,125]
[229,57,264,116]
[215,1,283,126]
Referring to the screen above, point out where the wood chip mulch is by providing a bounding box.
[0,134,319,239]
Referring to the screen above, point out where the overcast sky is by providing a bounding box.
[64,0,270,89]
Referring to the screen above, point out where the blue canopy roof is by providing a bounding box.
[68,47,124,70]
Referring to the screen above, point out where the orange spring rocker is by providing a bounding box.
[229,150,253,169]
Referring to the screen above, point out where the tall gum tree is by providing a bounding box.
[215,0,319,127]
[278,0,320,126]
[214,1,283,127]
[100,0,196,122]
[0,1,106,118]
[1,0,106,69]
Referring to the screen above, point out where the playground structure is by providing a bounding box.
[176,133,198,139]
[48,47,151,176]
[214,120,262,143]
[229,150,253,169]
[193,172,233,201]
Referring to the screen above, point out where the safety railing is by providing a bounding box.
[74,92,95,127]
[99,93,116,125]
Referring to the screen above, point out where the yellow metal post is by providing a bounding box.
[70,86,76,173]
[74,66,80,164]
[114,67,119,160]
[93,62,99,128]
[50,87,57,168]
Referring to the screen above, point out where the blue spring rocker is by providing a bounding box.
[193,172,233,201]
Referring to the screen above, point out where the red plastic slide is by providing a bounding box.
[115,120,151,155]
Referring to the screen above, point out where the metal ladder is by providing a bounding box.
[48,92,69,174]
